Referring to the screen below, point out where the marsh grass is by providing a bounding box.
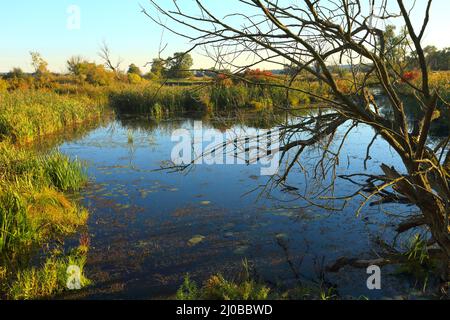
[108,83,210,115]
[9,247,91,300]
[107,81,321,118]
[42,152,87,192]
[176,272,341,300]
[175,258,344,300]
[0,184,32,252]
[395,234,440,292]
[0,86,101,299]
[176,274,271,300]
[0,90,104,143]
[127,130,134,144]
[0,142,88,255]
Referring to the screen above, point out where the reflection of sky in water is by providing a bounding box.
[60,117,418,299]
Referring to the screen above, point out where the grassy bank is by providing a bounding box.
[0,90,106,143]
[176,263,339,301]
[0,141,91,299]
[0,90,102,299]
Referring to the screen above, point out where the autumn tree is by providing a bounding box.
[30,52,52,87]
[67,56,85,75]
[66,57,114,86]
[30,52,49,75]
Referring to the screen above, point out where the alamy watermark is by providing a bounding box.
[366,265,381,290]
[171,121,280,176]
[66,265,82,290]
[67,5,81,30]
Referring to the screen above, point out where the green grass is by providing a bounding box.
[0,142,89,255]
[176,273,341,300]
[0,87,97,258]
[0,183,32,253]
[0,90,104,143]
[394,234,439,292]
[0,88,97,299]
[8,247,91,300]
[108,83,210,115]
[107,82,313,116]
[42,152,87,192]
[176,274,271,300]
[0,143,90,299]
[175,259,339,300]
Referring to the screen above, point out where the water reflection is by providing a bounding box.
[59,113,420,299]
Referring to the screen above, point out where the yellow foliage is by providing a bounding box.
[0,78,9,92]
[128,73,143,84]
[27,187,88,236]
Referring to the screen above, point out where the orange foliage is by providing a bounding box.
[402,70,420,82]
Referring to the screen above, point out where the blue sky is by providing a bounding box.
[1,0,449,73]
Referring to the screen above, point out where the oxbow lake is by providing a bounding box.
[55,114,419,299]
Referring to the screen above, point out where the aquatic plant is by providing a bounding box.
[42,152,88,192]
[395,234,439,292]
[176,274,270,300]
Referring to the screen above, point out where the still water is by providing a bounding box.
[58,114,417,299]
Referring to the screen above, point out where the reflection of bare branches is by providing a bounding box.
[275,236,305,283]
[276,236,337,296]
[145,0,450,289]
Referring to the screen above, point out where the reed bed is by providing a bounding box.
[0,89,98,299]
[0,90,105,143]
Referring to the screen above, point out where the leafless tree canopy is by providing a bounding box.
[98,41,123,75]
[144,0,450,291]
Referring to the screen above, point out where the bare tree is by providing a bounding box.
[98,41,123,76]
[143,0,450,292]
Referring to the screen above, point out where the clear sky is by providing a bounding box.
[1,0,449,73]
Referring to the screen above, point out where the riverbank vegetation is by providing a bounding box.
[0,140,91,298]
[0,30,449,299]
[175,260,339,300]
[0,55,104,298]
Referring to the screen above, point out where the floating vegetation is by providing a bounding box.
[139,189,153,199]
[275,233,289,241]
[224,232,234,238]
[233,245,249,255]
[188,235,206,247]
